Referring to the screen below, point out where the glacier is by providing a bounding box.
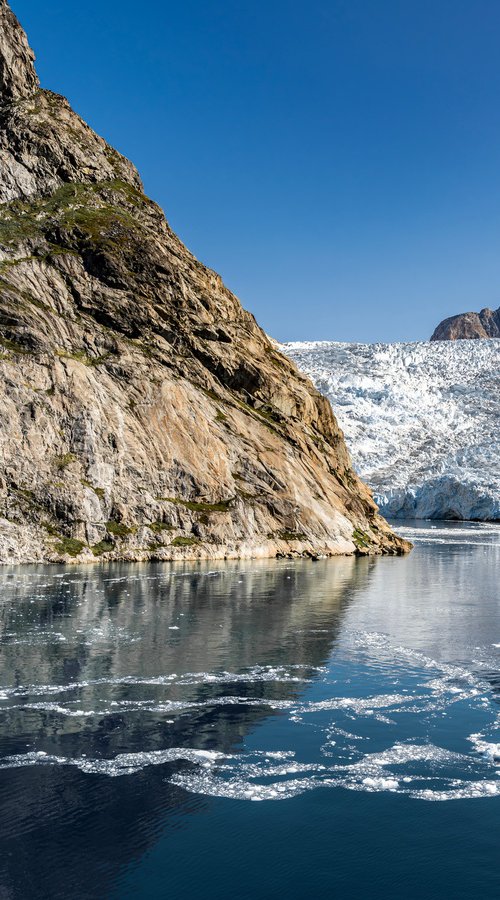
[282,340,500,521]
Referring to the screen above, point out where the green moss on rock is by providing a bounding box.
[269,530,307,542]
[162,497,232,513]
[91,540,114,556]
[81,480,105,499]
[54,538,86,557]
[148,521,174,534]
[352,528,371,550]
[53,452,77,470]
[106,520,136,537]
[170,536,200,548]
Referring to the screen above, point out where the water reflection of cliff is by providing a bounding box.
[341,531,500,663]
[0,558,374,899]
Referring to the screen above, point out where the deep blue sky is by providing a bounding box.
[11,0,500,342]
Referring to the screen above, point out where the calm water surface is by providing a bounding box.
[1,522,499,898]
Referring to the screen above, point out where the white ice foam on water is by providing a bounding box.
[175,666,318,685]
[170,738,500,803]
[0,747,224,777]
[362,777,399,791]
[469,734,500,762]
[348,631,485,689]
[282,339,500,520]
[7,696,286,718]
[412,781,500,801]
[351,741,466,768]
[0,666,321,701]
[294,692,425,715]
[3,624,500,802]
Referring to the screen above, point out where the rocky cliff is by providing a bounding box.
[0,0,409,563]
[431,306,500,340]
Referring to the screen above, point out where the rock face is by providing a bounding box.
[0,1,409,564]
[283,340,500,522]
[431,306,500,340]
[0,0,39,103]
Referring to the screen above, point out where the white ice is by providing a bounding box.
[282,339,500,520]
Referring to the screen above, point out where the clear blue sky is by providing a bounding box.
[11,0,500,342]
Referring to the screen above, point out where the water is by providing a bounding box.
[1,522,499,898]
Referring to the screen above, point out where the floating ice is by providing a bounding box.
[3,621,500,803]
[362,777,399,791]
[0,747,225,777]
[469,734,500,762]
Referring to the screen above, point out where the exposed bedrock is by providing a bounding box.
[431,306,500,341]
[0,1,409,562]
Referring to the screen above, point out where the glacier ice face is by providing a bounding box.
[282,340,500,521]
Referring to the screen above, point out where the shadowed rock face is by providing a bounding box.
[0,0,39,102]
[431,306,500,340]
[0,2,410,563]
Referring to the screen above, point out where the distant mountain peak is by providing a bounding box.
[0,0,39,103]
[431,306,500,340]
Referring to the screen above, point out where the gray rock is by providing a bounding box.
[0,0,39,102]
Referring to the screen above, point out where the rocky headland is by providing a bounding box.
[0,0,409,563]
[431,306,500,340]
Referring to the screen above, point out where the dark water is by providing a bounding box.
[1,522,500,899]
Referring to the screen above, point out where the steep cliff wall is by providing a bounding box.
[0,0,409,563]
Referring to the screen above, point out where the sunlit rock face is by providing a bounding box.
[0,2,409,563]
[283,340,500,521]
[431,306,500,341]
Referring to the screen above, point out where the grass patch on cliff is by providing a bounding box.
[264,345,291,372]
[0,273,52,316]
[91,541,114,557]
[54,538,86,557]
[148,521,174,534]
[352,528,371,550]
[0,335,30,356]
[16,488,35,501]
[53,453,77,471]
[160,497,232,513]
[0,255,39,274]
[56,349,114,367]
[81,480,105,499]
[201,388,222,403]
[268,531,307,542]
[230,396,285,437]
[42,521,61,537]
[13,488,44,511]
[106,521,136,537]
[0,180,149,250]
[170,536,200,548]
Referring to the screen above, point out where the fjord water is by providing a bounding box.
[1,524,500,899]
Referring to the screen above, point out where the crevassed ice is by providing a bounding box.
[282,339,500,520]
